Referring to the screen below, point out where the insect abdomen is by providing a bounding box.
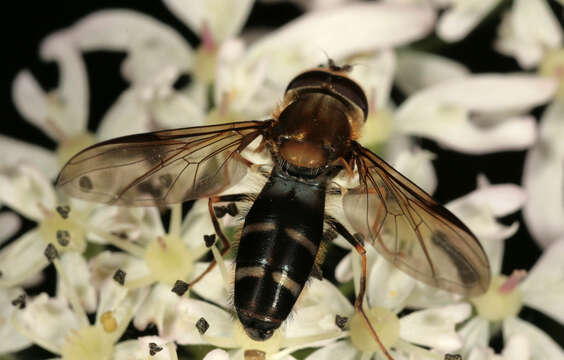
[235,168,326,340]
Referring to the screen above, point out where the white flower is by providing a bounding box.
[6,31,91,179]
[9,246,149,360]
[494,0,563,69]
[168,279,350,359]
[467,334,530,360]
[0,165,152,294]
[48,1,255,137]
[522,50,564,248]
[456,238,564,359]
[302,272,471,359]
[436,0,503,43]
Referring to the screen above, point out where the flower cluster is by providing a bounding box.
[1,1,563,359]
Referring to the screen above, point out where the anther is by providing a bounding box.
[195,317,209,335]
[11,294,26,309]
[56,205,70,219]
[171,280,189,296]
[56,230,70,246]
[44,243,59,261]
[335,314,348,330]
[149,342,163,356]
[113,269,126,286]
[444,355,462,360]
[204,234,216,248]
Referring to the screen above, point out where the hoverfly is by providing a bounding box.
[57,62,490,360]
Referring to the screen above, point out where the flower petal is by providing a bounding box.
[0,230,49,287]
[12,71,51,139]
[134,284,180,338]
[0,287,32,354]
[15,293,80,353]
[0,211,21,245]
[390,145,437,195]
[203,348,230,360]
[457,316,490,358]
[437,0,502,42]
[399,303,471,352]
[89,251,149,289]
[395,75,557,154]
[40,32,89,137]
[97,90,151,140]
[245,2,435,87]
[0,165,56,221]
[169,298,233,344]
[502,334,530,360]
[503,316,564,360]
[367,253,416,311]
[349,50,396,110]
[494,0,563,69]
[58,252,97,313]
[305,340,359,360]
[96,279,149,329]
[287,279,354,338]
[190,261,232,308]
[67,10,193,85]
[395,51,469,95]
[519,239,564,324]
[522,99,564,248]
[163,0,253,43]
[446,179,523,274]
[153,92,205,128]
[0,136,58,179]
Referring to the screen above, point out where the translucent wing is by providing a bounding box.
[56,121,271,206]
[343,143,490,296]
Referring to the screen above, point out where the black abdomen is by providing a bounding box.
[235,167,326,340]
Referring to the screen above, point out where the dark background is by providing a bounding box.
[2,0,563,357]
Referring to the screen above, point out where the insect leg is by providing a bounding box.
[329,218,394,360]
[187,196,238,288]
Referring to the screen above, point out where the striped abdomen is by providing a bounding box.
[235,168,326,340]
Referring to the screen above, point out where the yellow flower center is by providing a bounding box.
[56,133,97,168]
[539,48,564,99]
[471,275,522,322]
[359,109,393,153]
[61,325,114,360]
[38,210,87,253]
[193,47,218,86]
[144,234,194,285]
[349,306,400,353]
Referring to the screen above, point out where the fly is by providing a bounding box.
[56,62,491,360]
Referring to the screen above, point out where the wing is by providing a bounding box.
[343,143,490,296]
[56,121,272,206]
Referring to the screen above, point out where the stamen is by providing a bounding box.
[169,204,182,238]
[499,269,526,293]
[56,205,70,219]
[172,280,190,296]
[196,317,210,335]
[100,311,117,333]
[210,244,230,288]
[113,269,126,286]
[149,342,163,355]
[88,228,145,258]
[124,274,155,290]
[168,343,178,360]
[335,314,348,330]
[11,294,26,309]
